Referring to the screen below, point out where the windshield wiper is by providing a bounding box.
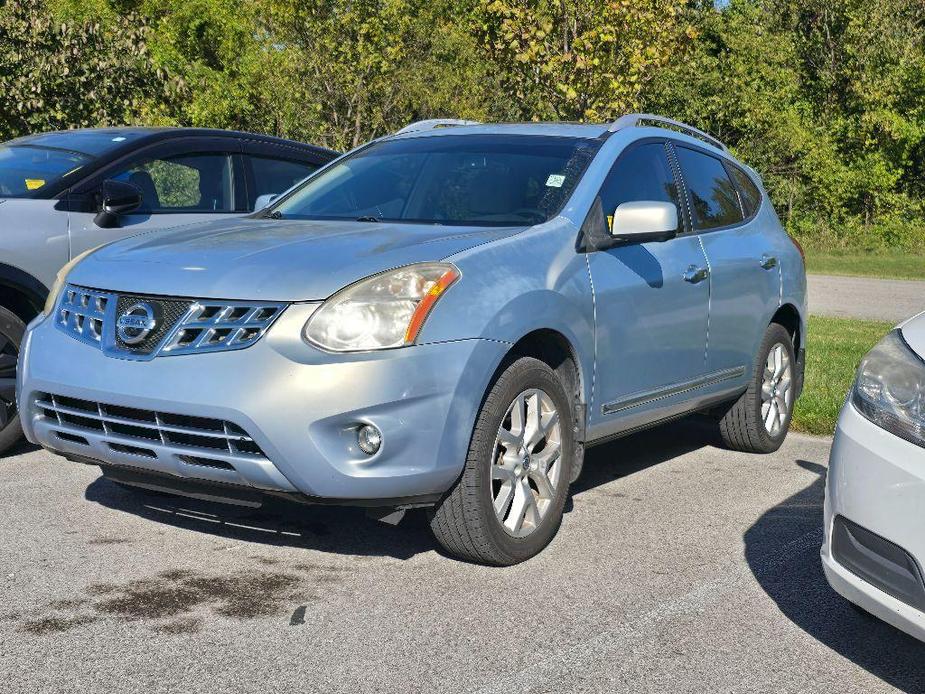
[356,216,381,222]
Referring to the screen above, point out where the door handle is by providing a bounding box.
[683,264,709,284]
[760,253,778,270]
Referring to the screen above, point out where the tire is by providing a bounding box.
[716,322,796,454]
[429,357,574,565]
[0,306,25,456]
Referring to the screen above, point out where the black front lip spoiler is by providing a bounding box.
[64,453,442,510]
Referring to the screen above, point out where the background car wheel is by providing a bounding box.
[0,306,25,455]
[429,356,574,565]
[715,322,796,454]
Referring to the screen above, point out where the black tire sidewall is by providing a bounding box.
[473,358,574,564]
[0,306,26,454]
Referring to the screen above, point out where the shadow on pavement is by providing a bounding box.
[83,417,713,561]
[744,459,925,692]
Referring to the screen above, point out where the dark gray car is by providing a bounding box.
[0,127,337,452]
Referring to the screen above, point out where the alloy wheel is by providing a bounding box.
[491,388,563,538]
[761,342,792,436]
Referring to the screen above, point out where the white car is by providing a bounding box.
[823,311,925,641]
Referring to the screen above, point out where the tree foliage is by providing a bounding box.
[0,0,923,249]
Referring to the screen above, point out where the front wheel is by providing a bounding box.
[429,357,573,565]
[715,322,796,453]
[0,306,25,456]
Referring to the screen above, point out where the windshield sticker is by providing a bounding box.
[25,179,45,190]
[545,174,565,188]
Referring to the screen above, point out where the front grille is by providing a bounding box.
[35,393,267,460]
[114,294,192,354]
[53,284,286,359]
[57,286,111,345]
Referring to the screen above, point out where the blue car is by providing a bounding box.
[18,115,807,564]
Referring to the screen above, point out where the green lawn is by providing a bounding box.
[806,251,925,281]
[792,315,893,435]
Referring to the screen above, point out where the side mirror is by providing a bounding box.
[94,179,143,228]
[610,201,678,243]
[253,193,279,212]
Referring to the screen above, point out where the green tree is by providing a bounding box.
[0,0,180,140]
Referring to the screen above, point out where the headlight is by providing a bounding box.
[304,263,460,351]
[852,329,925,447]
[43,247,98,316]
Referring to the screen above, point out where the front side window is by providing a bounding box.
[0,145,91,197]
[270,135,600,227]
[111,153,234,213]
[675,146,743,230]
[597,142,680,228]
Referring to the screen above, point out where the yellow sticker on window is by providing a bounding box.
[25,179,45,190]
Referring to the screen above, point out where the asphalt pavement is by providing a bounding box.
[808,274,924,323]
[3,418,924,693]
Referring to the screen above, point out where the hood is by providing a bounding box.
[901,312,925,358]
[67,217,525,301]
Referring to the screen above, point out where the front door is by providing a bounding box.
[67,138,246,257]
[586,140,710,436]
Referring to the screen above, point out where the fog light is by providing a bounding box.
[357,424,382,455]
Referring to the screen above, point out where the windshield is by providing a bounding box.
[0,145,91,197]
[270,134,600,226]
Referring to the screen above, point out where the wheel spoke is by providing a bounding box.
[764,400,778,431]
[507,480,530,533]
[509,393,527,439]
[532,441,560,473]
[492,463,515,481]
[497,427,521,451]
[530,468,555,501]
[493,481,515,519]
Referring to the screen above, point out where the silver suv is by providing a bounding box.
[0,127,336,452]
[20,116,807,564]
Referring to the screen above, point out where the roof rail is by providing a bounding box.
[395,119,481,135]
[609,113,727,152]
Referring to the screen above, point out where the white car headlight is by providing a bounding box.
[853,329,925,447]
[304,263,460,352]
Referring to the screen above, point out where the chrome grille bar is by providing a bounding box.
[36,394,266,460]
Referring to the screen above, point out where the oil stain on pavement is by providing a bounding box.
[15,560,354,635]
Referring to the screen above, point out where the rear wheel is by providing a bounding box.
[716,322,796,453]
[429,357,573,565]
[0,306,25,455]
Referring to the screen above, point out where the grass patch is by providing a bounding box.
[792,315,893,435]
[805,251,925,281]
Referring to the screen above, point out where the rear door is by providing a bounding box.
[586,140,710,434]
[67,137,247,256]
[672,144,780,378]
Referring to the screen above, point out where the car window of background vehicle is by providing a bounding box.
[111,153,235,212]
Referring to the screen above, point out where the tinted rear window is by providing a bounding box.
[675,146,743,230]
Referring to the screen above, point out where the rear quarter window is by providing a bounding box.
[726,164,762,218]
[675,146,743,230]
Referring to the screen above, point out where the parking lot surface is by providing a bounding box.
[2,419,923,693]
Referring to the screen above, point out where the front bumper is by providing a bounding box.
[18,304,509,502]
[822,400,925,641]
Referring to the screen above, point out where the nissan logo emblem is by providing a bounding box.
[116,302,158,345]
